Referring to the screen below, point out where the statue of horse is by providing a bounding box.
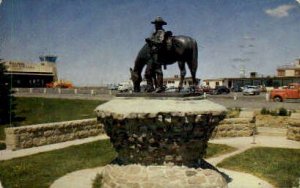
[130,35,198,92]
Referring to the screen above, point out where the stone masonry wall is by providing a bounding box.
[99,113,224,167]
[5,118,105,150]
[101,164,227,188]
[212,116,256,138]
[287,113,300,141]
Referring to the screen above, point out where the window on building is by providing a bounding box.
[216,82,219,86]
[206,82,209,86]
[278,70,285,77]
[295,70,300,76]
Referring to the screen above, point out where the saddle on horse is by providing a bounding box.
[145,30,173,70]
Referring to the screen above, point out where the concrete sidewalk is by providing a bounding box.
[0,135,109,161]
[207,135,300,188]
[1,132,299,188]
[208,135,300,166]
[51,135,300,188]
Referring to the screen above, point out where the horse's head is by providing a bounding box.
[130,68,142,92]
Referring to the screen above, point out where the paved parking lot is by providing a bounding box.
[207,92,300,110]
[14,91,300,110]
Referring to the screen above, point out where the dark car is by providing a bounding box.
[231,86,243,92]
[213,86,230,95]
[197,86,214,94]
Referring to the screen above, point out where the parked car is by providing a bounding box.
[165,86,177,93]
[107,84,118,90]
[231,86,243,92]
[242,85,260,95]
[118,81,133,92]
[198,86,214,94]
[270,83,300,102]
[212,86,230,95]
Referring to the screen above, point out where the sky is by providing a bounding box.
[0,0,299,86]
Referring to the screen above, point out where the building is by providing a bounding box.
[0,55,58,88]
[163,75,200,88]
[203,59,300,89]
[202,78,225,89]
[204,75,300,89]
[277,59,300,77]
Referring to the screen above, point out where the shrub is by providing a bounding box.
[260,107,270,115]
[260,107,290,116]
[278,107,288,116]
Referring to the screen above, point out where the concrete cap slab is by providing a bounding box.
[95,98,227,119]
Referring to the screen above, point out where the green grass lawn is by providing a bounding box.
[218,147,300,188]
[0,97,106,140]
[0,139,117,188]
[205,143,236,158]
[14,97,105,125]
[0,141,233,187]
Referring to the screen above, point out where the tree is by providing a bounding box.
[0,62,16,125]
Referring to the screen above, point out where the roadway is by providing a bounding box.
[14,91,300,110]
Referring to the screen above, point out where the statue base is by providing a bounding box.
[95,97,226,166]
[101,164,227,188]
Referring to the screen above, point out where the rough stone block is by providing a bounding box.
[239,111,255,119]
[287,126,300,141]
[290,113,300,119]
[101,165,227,188]
[4,118,105,149]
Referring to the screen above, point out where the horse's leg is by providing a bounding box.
[189,41,198,87]
[153,73,157,89]
[144,63,155,92]
[187,60,198,92]
[178,61,186,91]
[154,63,164,93]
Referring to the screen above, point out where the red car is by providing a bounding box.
[270,83,300,102]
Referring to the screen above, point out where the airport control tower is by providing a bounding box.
[39,55,58,81]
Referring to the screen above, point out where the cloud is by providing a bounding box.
[296,0,300,4]
[265,4,296,18]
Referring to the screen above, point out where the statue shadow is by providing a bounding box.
[193,159,232,183]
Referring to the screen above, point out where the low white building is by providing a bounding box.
[163,75,199,88]
[202,78,226,89]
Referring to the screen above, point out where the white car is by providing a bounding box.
[242,85,260,95]
[118,82,133,92]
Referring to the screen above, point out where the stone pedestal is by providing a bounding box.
[101,164,227,188]
[95,97,227,167]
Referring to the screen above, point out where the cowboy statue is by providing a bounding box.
[130,17,198,93]
[144,16,170,92]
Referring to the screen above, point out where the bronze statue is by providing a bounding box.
[130,17,198,93]
[145,17,167,92]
